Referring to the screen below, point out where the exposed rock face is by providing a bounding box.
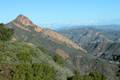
[35,27,44,32]
[43,29,87,53]
[12,15,43,32]
[56,49,70,60]
[12,21,31,32]
[15,15,34,26]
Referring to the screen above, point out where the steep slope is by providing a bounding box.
[43,29,86,52]
[7,15,86,53]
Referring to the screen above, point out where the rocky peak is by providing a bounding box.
[12,15,43,32]
[14,14,34,26]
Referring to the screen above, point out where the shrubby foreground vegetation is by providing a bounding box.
[0,42,57,80]
[69,71,106,80]
[0,24,107,80]
[0,23,14,41]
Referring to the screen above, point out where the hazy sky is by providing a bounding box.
[0,0,120,25]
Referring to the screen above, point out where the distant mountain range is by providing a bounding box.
[54,24,120,31]
[58,26,120,61]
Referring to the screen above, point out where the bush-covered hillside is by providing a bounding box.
[0,41,74,80]
[0,41,107,80]
[0,24,108,80]
[0,24,72,80]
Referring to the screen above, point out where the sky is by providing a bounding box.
[0,0,120,26]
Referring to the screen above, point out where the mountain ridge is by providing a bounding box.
[7,15,87,53]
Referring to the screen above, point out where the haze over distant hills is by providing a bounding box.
[51,23,120,30]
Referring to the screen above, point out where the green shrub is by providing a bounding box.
[0,23,14,41]
[87,71,107,80]
[71,71,83,80]
[32,64,56,80]
[11,64,56,80]
[0,42,57,80]
[38,46,49,54]
[12,64,33,80]
[17,47,32,63]
[70,71,107,80]
[54,54,65,66]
